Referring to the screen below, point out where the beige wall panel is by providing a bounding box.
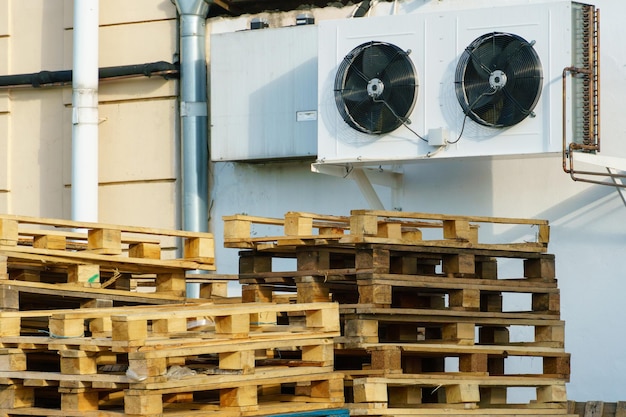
[10,0,66,72]
[63,0,176,28]
[63,20,177,69]
[0,0,9,36]
[98,98,177,183]
[62,77,177,106]
[9,89,66,218]
[0,114,9,192]
[99,180,178,231]
[0,92,9,113]
[0,38,7,74]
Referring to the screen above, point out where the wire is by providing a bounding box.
[448,87,498,144]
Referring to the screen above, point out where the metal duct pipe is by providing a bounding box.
[71,0,99,222]
[174,0,210,298]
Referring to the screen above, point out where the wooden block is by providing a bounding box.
[389,386,422,406]
[11,270,40,282]
[0,384,34,408]
[450,289,480,310]
[88,228,122,254]
[129,242,161,259]
[524,258,556,280]
[359,284,391,305]
[89,317,112,336]
[152,317,187,335]
[544,356,571,377]
[443,219,473,241]
[345,319,378,339]
[68,264,100,286]
[0,286,18,310]
[311,377,344,400]
[442,322,475,344]
[284,212,313,236]
[532,293,561,313]
[60,350,97,375]
[476,258,498,279]
[297,249,331,270]
[306,304,340,332]
[239,254,272,274]
[297,280,330,303]
[480,387,507,405]
[223,217,251,240]
[536,384,567,403]
[49,317,84,338]
[0,349,26,371]
[215,313,250,337]
[220,385,258,408]
[219,350,255,373]
[377,222,402,239]
[112,317,148,342]
[446,383,480,403]
[156,272,186,296]
[302,343,334,366]
[353,379,387,403]
[442,254,475,275]
[250,310,277,329]
[371,348,402,371]
[481,293,503,312]
[401,229,422,243]
[183,236,214,260]
[0,316,21,336]
[33,234,66,250]
[128,357,167,379]
[242,284,273,303]
[0,219,18,246]
[125,392,163,415]
[350,213,379,236]
[582,401,605,417]
[536,325,565,345]
[459,353,487,373]
[200,281,228,299]
[356,247,390,273]
[479,326,510,344]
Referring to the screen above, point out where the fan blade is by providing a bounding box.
[364,102,385,133]
[495,91,520,126]
[474,94,504,126]
[463,79,499,110]
[362,45,389,78]
[341,70,370,104]
[468,40,502,79]
[496,38,527,71]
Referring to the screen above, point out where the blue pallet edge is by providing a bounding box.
[263,409,350,417]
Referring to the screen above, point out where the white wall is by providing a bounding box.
[208,0,626,402]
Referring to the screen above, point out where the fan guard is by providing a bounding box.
[334,41,418,135]
[455,32,543,128]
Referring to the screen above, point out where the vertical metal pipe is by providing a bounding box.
[174,0,210,298]
[71,0,99,222]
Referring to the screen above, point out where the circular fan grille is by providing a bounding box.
[455,32,543,128]
[334,41,418,134]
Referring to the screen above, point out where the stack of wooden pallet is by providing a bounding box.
[0,214,346,417]
[224,210,575,417]
[0,214,224,311]
[0,301,343,416]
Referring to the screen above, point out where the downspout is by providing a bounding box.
[71,0,99,222]
[173,0,210,298]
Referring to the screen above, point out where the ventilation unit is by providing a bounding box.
[316,0,588,166]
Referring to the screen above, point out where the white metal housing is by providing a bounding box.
[210,24,318,161]
[316,0,574,165]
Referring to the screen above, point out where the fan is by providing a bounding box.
[334,41,418,134]
[455,32,543,128]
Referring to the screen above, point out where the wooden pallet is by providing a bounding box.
[567,401,626,417]
[335,343,570,380]
[345,374,568,411]
[0,214,216,295]
[224,210,549,253]
[0,302,343,416]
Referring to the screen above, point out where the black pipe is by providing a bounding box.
[0,61,179,88]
